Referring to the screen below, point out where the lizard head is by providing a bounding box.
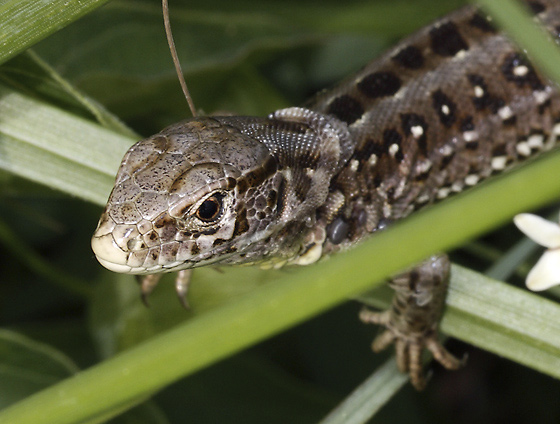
[92,117,288,274]
[91,109,352,275]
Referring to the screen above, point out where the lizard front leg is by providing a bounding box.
[360,254,465,390]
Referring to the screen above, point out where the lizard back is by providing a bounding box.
[307,1,560,257]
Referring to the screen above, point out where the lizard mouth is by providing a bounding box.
[91,229,188,275]
[91,220,240,274]
[91,232,133,273]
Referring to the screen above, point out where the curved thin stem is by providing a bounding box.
[162,0,197,117]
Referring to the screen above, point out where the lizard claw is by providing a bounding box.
[138,274,162,307]
[360,307,466,390]
[175,269,193,309]
[138,269,193,308]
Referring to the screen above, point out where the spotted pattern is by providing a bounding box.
[431,90,457,127]
[429,22,469,57]
[327,95,364,125]
[358,72,402,98]
[383,129,404,162]
[392,45,425,69]
[501,52,545,91]
[467,73,505,113]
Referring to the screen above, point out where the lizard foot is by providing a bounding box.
[138,269,193,308]
[360,307,465,390]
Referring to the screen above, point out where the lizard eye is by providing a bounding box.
[195,194,223,222]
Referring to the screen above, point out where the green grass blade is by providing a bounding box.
[0,83,133,205]
[445,266,560,377]
[0,0,110,65]
[319,359,407,424]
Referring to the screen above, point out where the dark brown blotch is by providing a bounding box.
[430,21,469,57]
[439,151,455,169]
[267,190,278,208]
[460,116,474,133]
[212,238,227,247]
[275,178,287,216]
[501,52,544,91]
[233,208,249,237]
[528,1,546,14]
[492,143,508,157]
[242,157,277,188]
[503,115,517,126]
[174,203,193,218]
[392,45,424,69]
[355,139,384,163]
[400,113,428,154]
[327,95,365,125]
[538,99,551,115]
[357,72,401,98]
[467,74,504,112]
[263,156,278,176]
[236,178,248,194]
[154,214,173,229]
[414,169,430,182]
[467,164,480,175]
[465,141,479,150]
[468,12,496,33]
[200,227,219,236]
[226,177,237,189]
[431,90,457,128]
[490,97,505,114]
[190,244,200,255]
[408,270,420,291]
[382,129,404,162]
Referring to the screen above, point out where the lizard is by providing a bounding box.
[91,0,560,389]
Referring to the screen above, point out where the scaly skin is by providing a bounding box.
[92,1,560,389]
